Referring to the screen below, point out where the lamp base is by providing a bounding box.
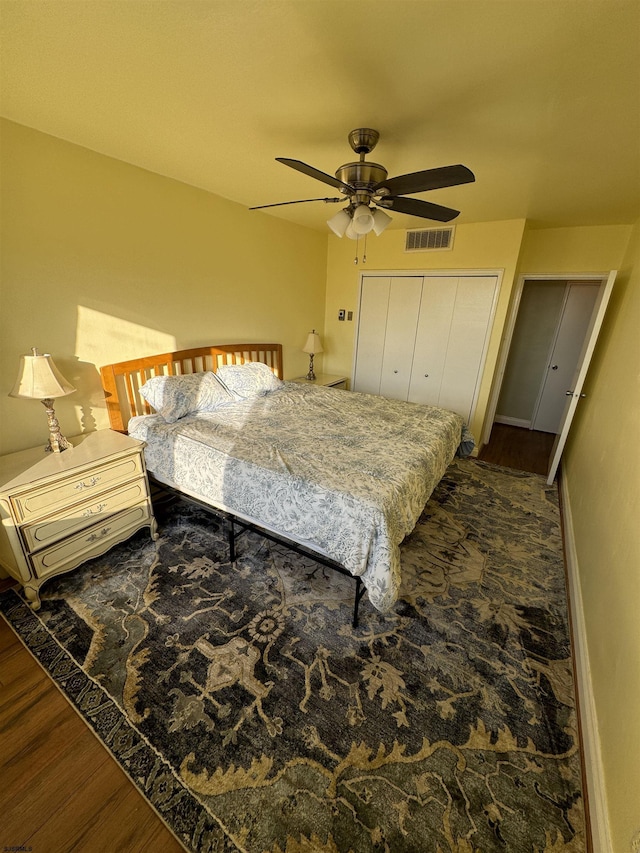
[42,398,72,453]
[306,354,316,381]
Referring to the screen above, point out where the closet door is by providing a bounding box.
[407,276,457,407]
[352,277,392,395]
[353,276,422,398]
[438,276,497,421]
[378,277,423,400]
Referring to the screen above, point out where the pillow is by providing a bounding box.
[216,361,283,399]
[139,372,233,423]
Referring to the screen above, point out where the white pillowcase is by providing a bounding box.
[216,361,283,399]
[139,372,233,423]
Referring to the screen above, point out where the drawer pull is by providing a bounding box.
[82,503,107,517]
[75,476,101,491]
[86,526,111,543]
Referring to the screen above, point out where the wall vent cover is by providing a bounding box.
[405,226,455,252]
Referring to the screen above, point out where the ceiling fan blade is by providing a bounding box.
[382,196,460,222]
[276,158,354,192]
[249,197,343,210]
[374,164,475,196]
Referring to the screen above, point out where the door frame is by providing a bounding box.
[482,271,616,475]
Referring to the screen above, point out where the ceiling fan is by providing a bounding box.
[250,128,475,239]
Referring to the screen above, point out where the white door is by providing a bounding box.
[353,277,392,395]
[546,270,617,484]
[532,283,600,433]
[438,276,498,422]
[408,276,457,407]
[379,277,423,400]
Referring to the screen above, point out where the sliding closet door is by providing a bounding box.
[438,276,498,421]
[378,277,423,400]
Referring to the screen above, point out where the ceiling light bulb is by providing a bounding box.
[327,208,351,237]
[352,204,375,235]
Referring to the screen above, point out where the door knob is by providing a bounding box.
[566,391,573,396]
[551,365,559,370]
[393,370,398,374]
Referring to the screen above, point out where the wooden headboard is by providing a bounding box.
[100,343,284,432]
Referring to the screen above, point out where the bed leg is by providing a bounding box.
[353,578,362,628]
[228,517,235,562]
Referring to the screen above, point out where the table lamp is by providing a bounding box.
[302,330,323,381]
[9,348,76,452]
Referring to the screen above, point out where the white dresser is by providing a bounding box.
[0,430,157,609]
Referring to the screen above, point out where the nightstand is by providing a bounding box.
[0,430,158,610]
[292,373,348,390]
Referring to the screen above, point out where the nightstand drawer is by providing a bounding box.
[12,454,144,523]
[31,503,152,580]
[21,478,150,551]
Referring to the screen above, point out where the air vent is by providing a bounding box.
[405,226,455,252]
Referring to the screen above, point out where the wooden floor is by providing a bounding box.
[478,422,556,475]
[0,424,553,851]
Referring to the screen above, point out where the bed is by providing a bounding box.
[100,343,470,624]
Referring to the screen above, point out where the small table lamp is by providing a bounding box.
[302,330,323,381]
[10,348,76,452]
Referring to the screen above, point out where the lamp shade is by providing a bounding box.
[372,207,392,235]
[352,204,375,235]
[327,208,352,238]
[345,219,359,240]
[9,350,76,400]
[302,331,323,355]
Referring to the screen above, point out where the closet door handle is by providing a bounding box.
[393,370,398,374]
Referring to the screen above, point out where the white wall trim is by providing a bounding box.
[560,472,612,853]
[494,415,531,428]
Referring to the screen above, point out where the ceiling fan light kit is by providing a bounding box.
[250,128,475,241]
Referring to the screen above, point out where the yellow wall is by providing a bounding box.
[324,219,527,443]
[518,224,632,274]
[0,120,328,455]
[563,223,640,851]
[510,222,638,847]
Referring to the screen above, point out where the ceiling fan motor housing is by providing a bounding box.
[335,161,388,196]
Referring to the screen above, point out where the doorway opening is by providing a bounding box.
[482,271,616,481]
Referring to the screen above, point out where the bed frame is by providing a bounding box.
[100,343,284,433]
[100,343,367,626]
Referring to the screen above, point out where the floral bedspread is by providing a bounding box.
[128,382,465,611]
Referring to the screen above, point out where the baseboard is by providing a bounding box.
[494,415,531,428]
[559,472,612,853]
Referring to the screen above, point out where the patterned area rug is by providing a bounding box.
[0,459,585,852]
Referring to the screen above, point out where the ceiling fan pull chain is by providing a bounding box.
[362,233,368,265]
[354,234,359,265]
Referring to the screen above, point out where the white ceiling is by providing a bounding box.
[1,0,639,232]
